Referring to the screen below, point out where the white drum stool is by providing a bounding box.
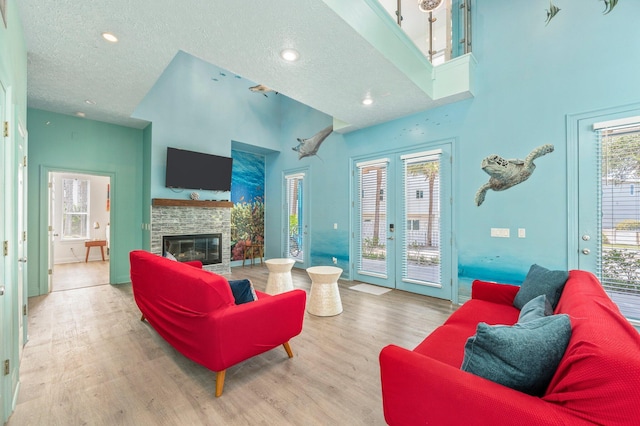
[306,266,343,316]
[265,258,296,295]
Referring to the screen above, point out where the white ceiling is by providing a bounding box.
[17,0,451,132]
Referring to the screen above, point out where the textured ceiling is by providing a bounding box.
[17,0,447,131]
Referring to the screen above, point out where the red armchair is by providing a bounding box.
[129,250,306,396]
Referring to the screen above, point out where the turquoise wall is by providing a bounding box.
[133,50,283,201]
[98,1,640,302]
[27,109,145,294]
[267,97,345,268]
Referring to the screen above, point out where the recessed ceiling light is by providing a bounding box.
[362,98,374,106]
[101,32,118,43]
[76,112,86,118]
[84,99,96,105]
[280,48,300,62]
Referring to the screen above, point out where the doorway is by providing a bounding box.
[571,105,640,323]
[48,171,111,292]
[352,142,454,301]
[283,169,309,267]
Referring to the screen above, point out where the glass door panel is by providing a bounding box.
[354,159,392,286]
[285,172,306,264]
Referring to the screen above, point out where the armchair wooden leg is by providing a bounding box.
[140,314,145,321]
[283,341,294,358]
[215,370,226,397]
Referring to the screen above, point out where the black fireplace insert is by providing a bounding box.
[162,233,222,265]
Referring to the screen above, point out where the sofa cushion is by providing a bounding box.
[228,279,258,304]
[517,294,553,323]
[513,264,568,309]
[461,314,572,396]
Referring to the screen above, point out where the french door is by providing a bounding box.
[284,170,308,267]
[571,104,640,322]
[353,144,453,300]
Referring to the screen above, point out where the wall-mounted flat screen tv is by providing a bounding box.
[165,147,233,191]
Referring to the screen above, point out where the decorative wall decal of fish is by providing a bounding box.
[475,144,554,206]
[292,125,334,159]
[249,84,278,97]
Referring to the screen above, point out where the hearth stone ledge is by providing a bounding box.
[151,203,231,275]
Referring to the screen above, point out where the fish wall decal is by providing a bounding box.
[292,125,334,159]
[249,84,278,97]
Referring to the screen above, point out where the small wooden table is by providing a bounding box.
[85,240,107,262]
[242,243,264,266]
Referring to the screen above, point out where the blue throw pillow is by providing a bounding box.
[228,279,257,305]
[518,294,553,323]
[461,314,572,396]
[513,264,568,310]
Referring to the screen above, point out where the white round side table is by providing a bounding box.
[306,266,343,316]
[265,258,296,294]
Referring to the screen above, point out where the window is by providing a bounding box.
[402,150,441,285]
[285,173,305,261]
[62,178,90,239]
[597,121,640,320]
[407,219,420,230]
[416,190,424,199]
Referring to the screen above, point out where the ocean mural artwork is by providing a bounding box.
[230,150,265,261]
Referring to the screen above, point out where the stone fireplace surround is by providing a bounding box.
[151,199,233,274]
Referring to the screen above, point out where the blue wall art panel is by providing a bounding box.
[230,150,265,261]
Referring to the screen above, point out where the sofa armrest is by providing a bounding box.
[380,345,588,426]
[184,260,203,269]
[471,280,519,305]
[208,289,307,370]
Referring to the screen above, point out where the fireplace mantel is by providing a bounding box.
[152,198,233,208]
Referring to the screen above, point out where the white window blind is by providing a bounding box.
[356,159,389,278]
[401,151,442,286]
[285,173,305,261]
[597,122,640,321]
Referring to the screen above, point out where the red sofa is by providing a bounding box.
[380,270,640,425]
[129,250,306,396]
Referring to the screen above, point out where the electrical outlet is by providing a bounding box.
[490,228,510,238]
[332,257,337,264]
[518,228,526,238]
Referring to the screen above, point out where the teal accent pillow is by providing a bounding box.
[518,294,553,323]
[513,264,568,310]
[461,314,572,396]
[228,279,257,304]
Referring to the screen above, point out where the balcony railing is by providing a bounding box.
[378,0,472,65]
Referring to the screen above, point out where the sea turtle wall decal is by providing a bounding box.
[475,144,554,206]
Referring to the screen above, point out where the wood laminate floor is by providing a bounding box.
[52,261,110,292]
[9,264,457,425]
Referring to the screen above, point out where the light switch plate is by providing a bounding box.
[490,228,510,238]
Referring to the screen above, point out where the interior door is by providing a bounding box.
[0,78,6,426]
[48,172,56,293]
[17,119,27,354]
[572,104,640,322]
